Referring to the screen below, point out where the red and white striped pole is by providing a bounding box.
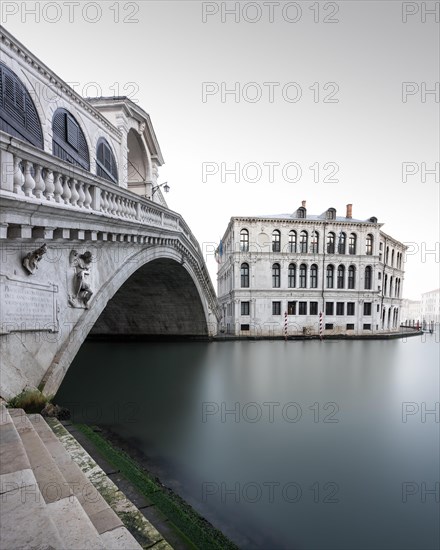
[319,311,323,341]
[284,311,288,341]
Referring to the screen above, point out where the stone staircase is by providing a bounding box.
[0,405,171,549]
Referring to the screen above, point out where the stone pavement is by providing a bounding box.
[0,404,173,549]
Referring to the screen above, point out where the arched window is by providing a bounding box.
[240,229,249,252]
[288,263,296,288]
[337,265,345,289]
[310,264,318,288]
[389,276,393,297]
[297,207,306,218]
[300,231,308,253]
[326,208,336,220]
[391,249,395,267]
[311,231,319,253]
[384,274,388,295]
[272,263,280,288]
[338,232,346,254]
[327,232,335,254]
[348,265,356,289]
[272,230,281,252]
[289,230,297,253]
[366,234,373,255]
[299,264,307,288]
[0,62,43,149]
[241,263,249,288]
[52,108,90,170]
[365,266,372,290]
[96,137,118,183]
[386,246,389,264]
[349,233,357,255]
[326,265,334,288]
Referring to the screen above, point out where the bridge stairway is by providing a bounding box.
[0,404,164,549]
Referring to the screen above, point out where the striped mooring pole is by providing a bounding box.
[319,311,323,340]
[284,311,288,341]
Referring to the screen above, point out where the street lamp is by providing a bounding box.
[152,182,170,197]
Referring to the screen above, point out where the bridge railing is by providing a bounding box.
[0,132,203,257]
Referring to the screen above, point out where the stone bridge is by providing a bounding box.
[0,133,220,400]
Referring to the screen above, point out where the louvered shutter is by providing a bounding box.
[52,108,90,170]
[96,138,118,183]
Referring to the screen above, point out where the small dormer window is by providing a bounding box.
[326,208,336,220]
[297,207,306,218]
[369,217,378,223]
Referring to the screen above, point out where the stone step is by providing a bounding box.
[0,405,65,550]
[9,408,106,550]
[28,414,142,548]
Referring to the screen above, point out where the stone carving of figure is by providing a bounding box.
[68,250,94,308]
[22,244,47,275]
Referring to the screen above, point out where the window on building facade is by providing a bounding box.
[241,263,249,288]
[346,323,355,330]
[299,264,307,288]
[310,231,319,253]
[366,234,373,255]
[272,230,281,252]
[288,263,296,288]
[241,324,250,331]
[96,137,118,183]
[297,207,306,218]
[385,246,389,264]
[310,302,318,315]
[272,301,281,315]
[326,208,336,220]
[391,249,395,266]
[336,302,344,315]
[348,265,356,289]
[326,265,334,288]
[289,230,297,253]
[310,264,318,288]
[337,231,346,254]
[347,302,355,315]
[365,266,372,290]
[384,274,388,295]
[0,62,44,149]
[327,232,335,254]
[389,276,393,297]
[337,265,345,288]
[52,108,90,170]
[325,323,334,330]
[299,302,307,315]
[288,301,296,315]
[241,301,250,315]
[363,302,372,315]
[325,302,334,315]
[240,229,249,252]
[300,231,308,253]
[348,233,357,255]
[363,324,371,330]
[272,263,280,288]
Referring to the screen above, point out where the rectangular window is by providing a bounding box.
[241,301,250,316]
[241,324,250,331]
[325,302,334,315]
[336,302,344,315]
[310,302,318,315]
[346,323,355,330]
[363,324,371,330]
[272,301,281,315]
[347,302,355,316]
[287,301,296,315]
[299,302,307,315]
[377,304,380,312]
[364,302,372,316]
[325,323,334,330]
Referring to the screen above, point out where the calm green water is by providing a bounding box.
[57,335,440,550]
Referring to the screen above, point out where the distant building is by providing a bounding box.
[421,289,440,325]
[217,201,406,337]
[401,299,422,325]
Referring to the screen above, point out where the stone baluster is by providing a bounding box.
[62,176,72,205]
[101,190,108,213]
[44,169,54,200]
[70,178,79,206]
[53,172,63,203]
[77,181,85,207]
[84,184,92,209]
[23,161,36,197]
[34,165,45,199]
[110,193,117,215]
[13,156,24,195]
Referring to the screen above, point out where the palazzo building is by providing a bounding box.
[217,202,406,336]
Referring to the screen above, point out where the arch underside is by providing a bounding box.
[90,258,209,339]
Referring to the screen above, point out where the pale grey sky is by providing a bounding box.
[3,0,439,299]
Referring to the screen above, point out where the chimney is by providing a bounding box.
[301,200,306,208]
[346,204,352,219]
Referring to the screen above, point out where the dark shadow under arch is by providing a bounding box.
[90,258,208,339]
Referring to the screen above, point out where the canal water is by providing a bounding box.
[56,335,440,550]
